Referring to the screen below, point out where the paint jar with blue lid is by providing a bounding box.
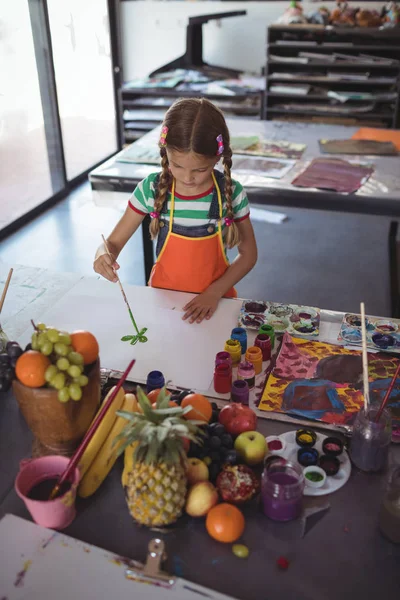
[231,327,247,354]
[297,447,319,467]
[146,370,165,393]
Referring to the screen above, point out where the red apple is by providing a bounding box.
[218,403,257,437]
[216,464,259,504]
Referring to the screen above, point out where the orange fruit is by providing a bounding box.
[147,388,172,403]
[70,330,99,365]
[152,400,178,409]
[181,393,212,422]
[15,351,51,388]
[206,503,245,543]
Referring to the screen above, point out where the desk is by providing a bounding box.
[89,119,400,316]
[0,265,399,600]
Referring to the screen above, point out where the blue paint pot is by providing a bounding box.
[372,333,395,350]
[297,447,319,467]
[231,327,247,354]
[146,370,165,393]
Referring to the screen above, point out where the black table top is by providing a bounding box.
[1,387,400,600]
[89,119,400,218]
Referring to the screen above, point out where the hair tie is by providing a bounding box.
[150,211,160,219]
[159,126,168,147]
[216,134,224,156]
[224,217,234,227]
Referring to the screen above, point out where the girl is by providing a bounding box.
[94,98,257,324]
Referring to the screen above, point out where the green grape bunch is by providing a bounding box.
[32,323,88,404]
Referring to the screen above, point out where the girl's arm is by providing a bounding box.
[93,207,145,282]
[183,218,258,323]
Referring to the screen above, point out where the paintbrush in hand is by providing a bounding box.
[101,235,147,345]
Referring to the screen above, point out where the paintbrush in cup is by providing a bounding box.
[101,235,147,344]
[360,302,370,412]
[49,359,135,500]
[374,361,400,423]
[0,268,13,314]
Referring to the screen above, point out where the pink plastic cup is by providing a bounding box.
[15,455,80,530]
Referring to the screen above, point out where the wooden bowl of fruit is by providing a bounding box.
[12,324,101,456]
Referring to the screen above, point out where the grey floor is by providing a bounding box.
[0,182,392,317]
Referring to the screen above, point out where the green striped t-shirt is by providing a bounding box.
[128,172,250,228]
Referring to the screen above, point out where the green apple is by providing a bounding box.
[234,431,268,465]
[185,481,218,517]
[186,458,209,485]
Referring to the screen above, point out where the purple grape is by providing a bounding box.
[0,378,11,393]
[208,423,225,437]
[221,433,233,448]
[224,450,238,465]
[0,354,10,366]
[209,436,222,450]
[6,343,22,359]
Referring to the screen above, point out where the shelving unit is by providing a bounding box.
[264,25,400,128]
[119,87,262,143]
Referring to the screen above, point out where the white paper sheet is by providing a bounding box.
[17,280,242,394]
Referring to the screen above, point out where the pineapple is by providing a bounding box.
[117,386,202,527]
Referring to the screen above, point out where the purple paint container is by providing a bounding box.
[215,351,233,368]
[231,380,249,405]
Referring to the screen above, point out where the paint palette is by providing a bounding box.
[338,313,400,353]
[239,301,320,337]
[266,430,351,497]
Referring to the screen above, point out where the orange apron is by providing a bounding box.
[149,172,237,298]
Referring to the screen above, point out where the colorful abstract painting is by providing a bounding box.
[259,333,400,436]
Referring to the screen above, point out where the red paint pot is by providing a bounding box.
[255,334,272,361]
[214,363,232,394]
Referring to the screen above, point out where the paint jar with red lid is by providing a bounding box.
[215,351,232,368]
[214,363,232,394]
[224,339,242,367]
[245,346,263,375]
[255,334,272,361]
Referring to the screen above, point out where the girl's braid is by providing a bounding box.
[149,147,172,240]
[223,147,239,248]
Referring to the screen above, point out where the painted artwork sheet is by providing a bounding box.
[231,137,306,159]
[232,155,296,180]
[291,158,374,194]
[259,333,400,436]
[239,300,320,337]
[338,313,400,354]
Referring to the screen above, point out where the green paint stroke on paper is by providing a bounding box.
[121,308,148,345]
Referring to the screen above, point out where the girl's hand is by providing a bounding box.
[93,252,120,283]
[182,290,221,324]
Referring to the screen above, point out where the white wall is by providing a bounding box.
[120,1,387,80]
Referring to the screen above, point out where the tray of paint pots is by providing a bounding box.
[238,300,320,338]
[338,313,400,353]
[266,430,351,497]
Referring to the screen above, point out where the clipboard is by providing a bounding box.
[0,514,235,599]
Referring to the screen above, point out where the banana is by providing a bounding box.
[78,393,136,498]
[78,386,125,479]
[122,442,137,488]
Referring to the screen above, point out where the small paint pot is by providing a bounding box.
[297,447,319,467]
[344,314,368,329]
[322,436,344,457]
[214,363,232,394]
[266,436,286,455]
[146,370,165,393]
[295,428,317,448]
[372,333,395,349]
[215,351,232,368]
[269,304,293,318]
[375,319,398,334]
[255,334,271,361]
[259,324,275,349]
[265,455,286,469]
[224,339,242,367]
[15,456,79,530]
[237,361,255,390]
[303,466,327,489]
[267,315,289,332]
[231,327,247,354]
[293,321,316,335]
[245,346,263,375]
[341,327,362,344]
[319,455,340,476]
[295,306,318,321]
[231,380,249,405]
[244,300,267,313]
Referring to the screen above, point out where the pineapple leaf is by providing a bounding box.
[136,385,153,418]
[117,409,138,422]
[156,386,170,410]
